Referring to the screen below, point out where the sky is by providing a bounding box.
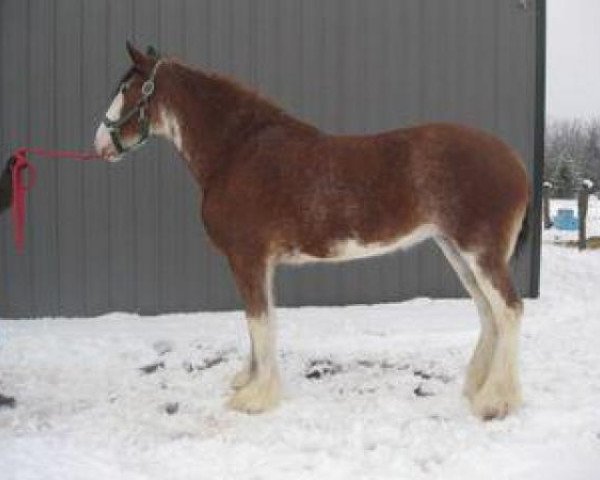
[546,0,600,120]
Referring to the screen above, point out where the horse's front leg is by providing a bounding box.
[227,254,281,414]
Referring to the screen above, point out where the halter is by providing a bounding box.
[103,59,162,154]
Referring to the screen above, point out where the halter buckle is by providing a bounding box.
[141,80,155,97]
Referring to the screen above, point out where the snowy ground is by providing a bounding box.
[1,202,600,479]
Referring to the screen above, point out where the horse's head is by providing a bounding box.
[95,42,163,162]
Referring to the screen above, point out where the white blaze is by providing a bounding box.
[94,92,124,159]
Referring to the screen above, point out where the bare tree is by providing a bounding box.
[545,118,600,197]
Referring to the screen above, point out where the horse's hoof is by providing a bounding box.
[227,374,281,414]
[470,386,522,420]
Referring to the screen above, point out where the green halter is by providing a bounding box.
[103,57,161,154]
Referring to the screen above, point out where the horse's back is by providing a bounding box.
[204,122,528,259]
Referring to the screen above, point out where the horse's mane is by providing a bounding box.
[166,59,318,134]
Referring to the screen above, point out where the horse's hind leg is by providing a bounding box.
[435,237,497,401]
[467,254,523,419]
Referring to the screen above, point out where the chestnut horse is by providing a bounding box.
[95,44,529,420]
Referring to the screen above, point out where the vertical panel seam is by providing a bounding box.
[155,0,161,312]
[106,0,113,311]
[53,0,62,314]
[531,0,545,297]
[80,0,88,315]
[131,0,139,311]
[0,1,5,316]
[26,0,35,316]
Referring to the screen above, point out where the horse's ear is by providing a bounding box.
[126,40,153,73]
[146,45,160,59]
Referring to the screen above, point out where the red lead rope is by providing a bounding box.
[9,147,103,254]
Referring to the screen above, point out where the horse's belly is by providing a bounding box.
[281,224,437,265]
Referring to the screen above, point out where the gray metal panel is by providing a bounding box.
[107,0,137,312]
[55,0,84,315]
[158,0,187,312]
[29,0,60,317]
[132,0,158,315]
[82,0,111,316]
[1,0,31,317]
[0,0,542,318]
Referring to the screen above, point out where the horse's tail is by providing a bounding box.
[514,207,530,258]
[0,156,15,214]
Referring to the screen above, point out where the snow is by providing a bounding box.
[582,178,595,189]
[2,205,600,479]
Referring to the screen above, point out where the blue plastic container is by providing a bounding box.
[553,208,578,231]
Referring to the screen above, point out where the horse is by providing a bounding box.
[95,43,530,420]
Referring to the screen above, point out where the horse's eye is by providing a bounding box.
[119,83,129,94]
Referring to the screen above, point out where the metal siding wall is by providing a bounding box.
[55,0,83,315]
[0,0,541,318]
[82,0,110,316]
[104,0,130,312]
[183,0,214,311]
[1,0,31,317]
[30,0,58,317]
[158,0,186,312]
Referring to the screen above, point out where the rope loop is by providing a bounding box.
[5,147,103,253]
